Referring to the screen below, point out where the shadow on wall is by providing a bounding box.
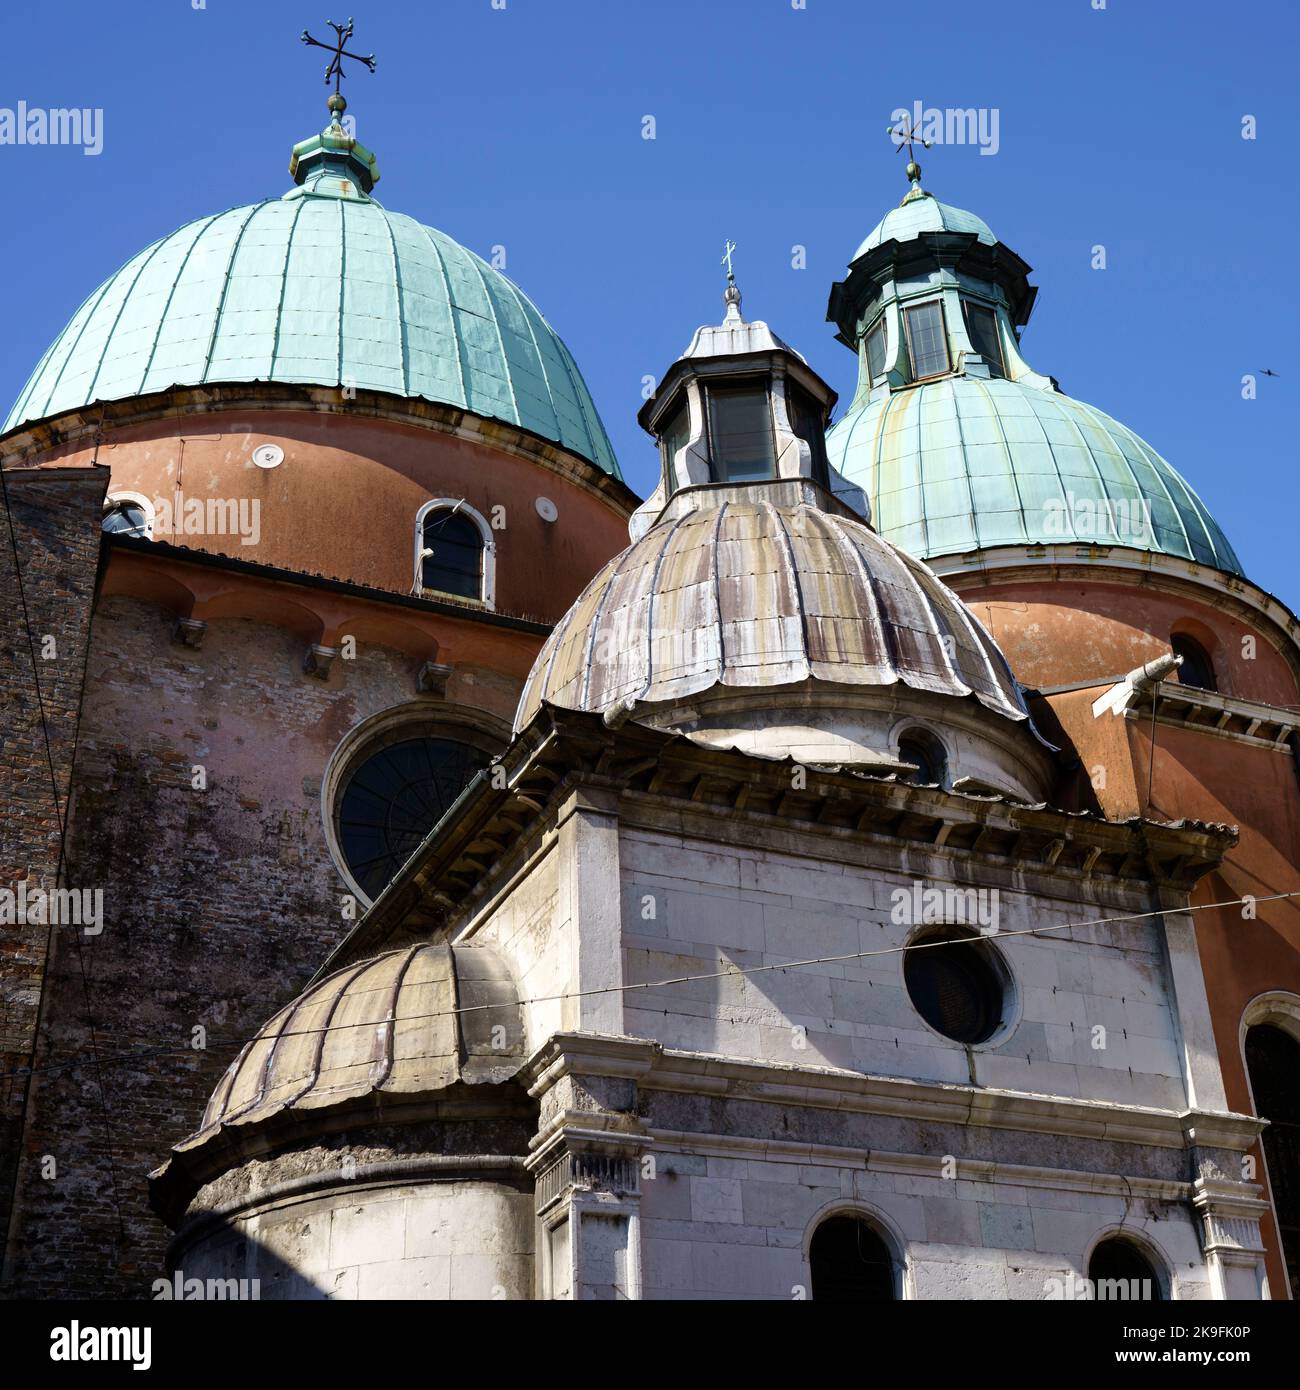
[160,1218,331,1302]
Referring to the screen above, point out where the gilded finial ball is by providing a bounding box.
[328,92,347,118]
[906,160,922,184]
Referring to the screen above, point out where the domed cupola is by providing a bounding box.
[149,941,538,1297]
[824,157,1240,576]
[516,271,1054,801]
[4,90,619,477]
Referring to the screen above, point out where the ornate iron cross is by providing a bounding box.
[301,17,376,96]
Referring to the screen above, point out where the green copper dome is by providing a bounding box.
[827,376,1242,574]
[854,194,997,260]
[827,177,1241,577]
[4,119,620,477]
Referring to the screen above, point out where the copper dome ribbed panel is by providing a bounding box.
[4,198,621,478]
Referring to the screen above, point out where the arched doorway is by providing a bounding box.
[809,1215,897,1301]
[1087,1236,1165,1300]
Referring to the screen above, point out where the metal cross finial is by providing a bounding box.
[887,115,931,170]
[721,239,738,285]
[301,17,376,98]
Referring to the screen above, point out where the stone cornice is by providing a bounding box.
[0,381,640,518]
[318,707,1239,976]
[647,1130,1195,1203]
[1101,679,1298,754]
[522,1032,1266,1154]
[937,543,1300,682]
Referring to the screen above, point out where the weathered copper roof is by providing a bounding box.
[826,375,1243,575]
[515,484,1033,733]
[177,942,523,1151]
[5,183,621,476]
[854,191,998,259]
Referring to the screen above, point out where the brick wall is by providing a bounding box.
[4,584,523,1297]
[0,467,106,1287]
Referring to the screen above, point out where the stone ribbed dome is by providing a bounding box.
[5,195,620,476]
[854,191,996,259]
[178,942,524,1152]
[826,375,1242,575]
[515,484,1033,736]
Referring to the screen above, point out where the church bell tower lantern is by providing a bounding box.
[630,245,866,539]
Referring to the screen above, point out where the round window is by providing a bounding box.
[903,930,1005,1044]
[335,737,489,900]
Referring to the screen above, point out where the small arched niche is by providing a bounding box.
[895,726,949,787]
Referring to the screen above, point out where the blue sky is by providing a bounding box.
[3,0,1297,599]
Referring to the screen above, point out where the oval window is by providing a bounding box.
[904,930,1005,1044]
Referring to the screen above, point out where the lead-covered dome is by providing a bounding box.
[4,116,620,477]
[520,285,1053,796]
[516,483,1035,737]
[186,942,523,1146]
[150,941,528,1227]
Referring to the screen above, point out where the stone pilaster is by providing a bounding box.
[525,1036,655,1300]
[1192,1178,1271,1300]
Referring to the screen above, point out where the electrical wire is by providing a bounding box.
[2,886,1294,1077]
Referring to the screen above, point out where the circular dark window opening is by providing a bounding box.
[904,930,1004,1044]
[809,1216,896,1301]
[1088,1238,1164,1300]
[336,736,489,900]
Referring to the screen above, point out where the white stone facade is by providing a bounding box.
[464,767,1270,1300]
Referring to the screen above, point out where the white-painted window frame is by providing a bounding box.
[413,497,496,609]
[103,489,156,540]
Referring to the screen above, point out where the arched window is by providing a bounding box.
[1087,1237,1164,1301]
[1245,1023,1300,1298]
[416,500,493,604]
[897,728,947,787]
[904,928,1007,1045]
[335,736,490,900]
[1171,633,1216,692]
[810,1216,897,1301]
[102,493,153,539]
